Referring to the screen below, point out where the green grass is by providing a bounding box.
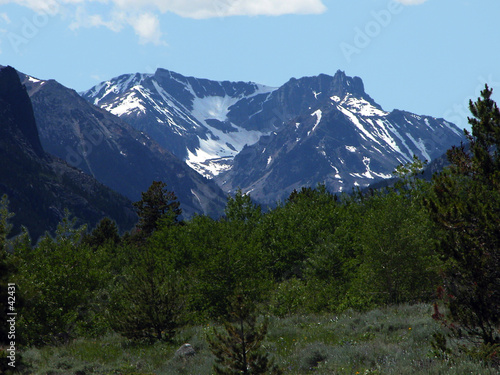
[19,304,499,374]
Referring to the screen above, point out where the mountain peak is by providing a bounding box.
[154,67,183,82]
[332,70,365,96]
[284,71,368,101]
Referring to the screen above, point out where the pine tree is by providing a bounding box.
[427,85,500,345]
[133,181,182,237]
[108,247,183,342]
[83,217,120,249]
[208,295,282,375]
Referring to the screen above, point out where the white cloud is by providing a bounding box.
[0,0,327,18]
[0,12,10,54]
[0,0,65,15]
[0,0,327,45]
[129,12,165,45]
[69,6,126,32]
[110,0,327,18]
[394,0,429,4]
[69,6,164,45]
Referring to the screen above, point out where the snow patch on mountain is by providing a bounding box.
[176,83,276,178]
[442,120,464,137]
[192,95,240,122]
[27,76,44,85]
[406,133,431,161]
[308,109,322,135]
[372,119,402,154]
[85,73,152,106]
[103,89,147,116]
[349,157,392,180]
[338,105,380,145]
[344,97,388,117]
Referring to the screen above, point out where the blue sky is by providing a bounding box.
[0,0,499,131]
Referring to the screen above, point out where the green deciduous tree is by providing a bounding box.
[427,85,500,345]
[224,189,262,232]
[257,185,340,281]
[349,190,439,308]
[15,213,110,345]
[150,193,271,321]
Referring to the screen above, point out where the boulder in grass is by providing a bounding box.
[175,343,196,358]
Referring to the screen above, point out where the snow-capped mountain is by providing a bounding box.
[20,71,227,218]
[82,68,277,178]
[216,72,464,204]
[83,69,465,204]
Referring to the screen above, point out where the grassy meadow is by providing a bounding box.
[18,304,497,375]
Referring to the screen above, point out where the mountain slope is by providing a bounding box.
[0,66,136,240]
[21,72,227,218]
[215,72,465,204]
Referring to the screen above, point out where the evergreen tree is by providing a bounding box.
[133,181,181,237]
[108,246,183,342]
[208,295,282,375]
[427,85,500,345]
[83,217,120,249]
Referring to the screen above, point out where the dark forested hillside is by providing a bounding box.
[0,66,136,240]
